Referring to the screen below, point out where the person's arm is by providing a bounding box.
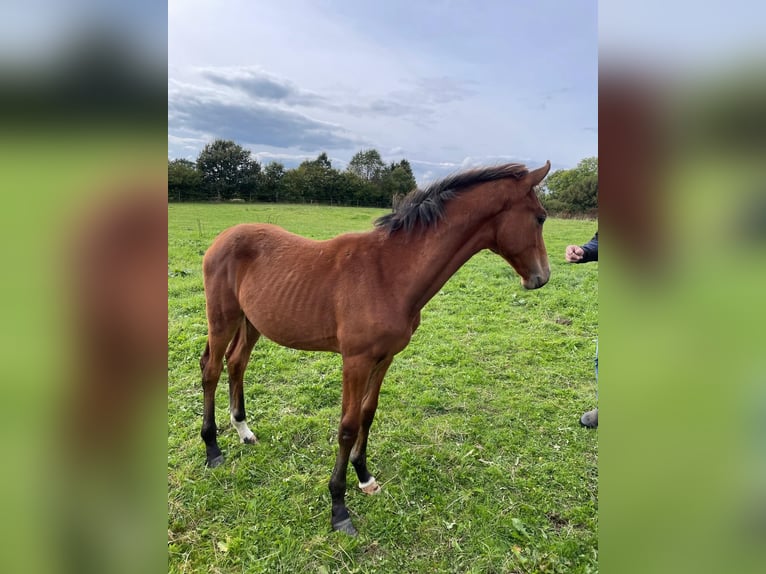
[565,231,598,263]
[578,232,598,263]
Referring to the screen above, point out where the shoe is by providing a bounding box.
[580,408,598,428]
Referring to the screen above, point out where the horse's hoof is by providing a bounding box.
[206,454,225,468]
[358,477,381,495]
[242,435,257,445]
[332,517,358,536]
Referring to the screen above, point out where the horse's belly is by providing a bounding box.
[237,260,343,352]
[244,305,339,353]
[261,328,339,353]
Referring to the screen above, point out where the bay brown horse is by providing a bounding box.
[200,161,551,535]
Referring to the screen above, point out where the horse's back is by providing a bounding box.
[204,223,309,277]
[205,223,303,258]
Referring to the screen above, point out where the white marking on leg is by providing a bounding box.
[230,414,255,443]
[358,476,382,495]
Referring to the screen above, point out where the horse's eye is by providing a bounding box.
[537,215,547,225]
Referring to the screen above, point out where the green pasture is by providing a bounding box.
[168,203,598,573]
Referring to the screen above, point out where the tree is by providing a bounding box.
[347,149,385,183]
[395,159,415,181]
[238,159,262,202]
[380,160,417,206]
[261,162,285,203]
[336,171,369,206]
[540,157,596,196]
[180,141,424,207]
[280,169,307,203]
[539,156,598,216]
[168,159,203,201]
[314,151,332,171]
[196,139,255,201]
[295,152,340,204]
[556,173,598,213]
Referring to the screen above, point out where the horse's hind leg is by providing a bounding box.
[200,304,241,468]
[226,317,260,444]
[350,355,393,496]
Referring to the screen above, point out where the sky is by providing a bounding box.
[169,0,598,185]
[599,1,766,69]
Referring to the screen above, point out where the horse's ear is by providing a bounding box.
[526,161,551,187]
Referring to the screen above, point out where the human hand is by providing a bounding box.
[565,244,584,262]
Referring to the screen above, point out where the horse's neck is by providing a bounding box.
[383,199,498,314]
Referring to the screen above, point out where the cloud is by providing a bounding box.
[168,66,483,160]
[167,66,560,185]
[168,66,559,178]
[168,73,365,151]
[167,133,209,159]
[517,86,573,111]
[339,76,476,121]
[412,76,478,104]
[198,67,325,106]
[189,66,475,123]
[340,98,435,127]
[170,96,361,151]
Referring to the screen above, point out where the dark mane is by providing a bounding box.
[374,163,529,233]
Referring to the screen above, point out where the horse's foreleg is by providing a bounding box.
[350,355,393,496]
[329,355,373,536]
[226,318,260,444]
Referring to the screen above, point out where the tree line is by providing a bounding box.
[538,156,598,218]
[168,139,597,216]
[168,139,416,208]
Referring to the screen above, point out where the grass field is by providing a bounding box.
[168,203,598,573]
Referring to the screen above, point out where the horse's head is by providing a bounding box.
[490,161,551,290]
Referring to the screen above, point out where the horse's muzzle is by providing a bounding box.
[522,272,549,290]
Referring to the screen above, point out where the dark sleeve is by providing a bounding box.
[578,231,598,263]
